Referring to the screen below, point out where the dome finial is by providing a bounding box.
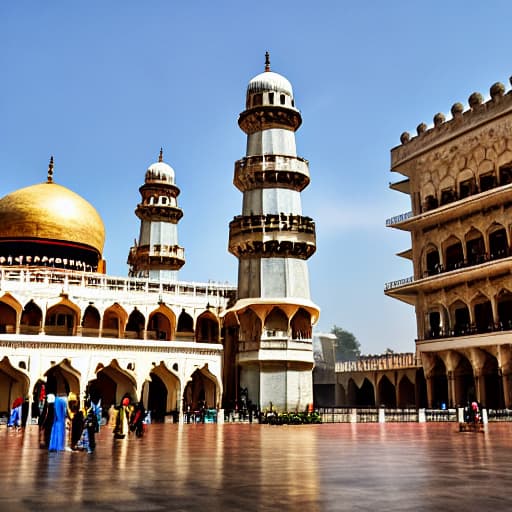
[265,51,271,72]
[159,147,163,163]
[47,156,54,183]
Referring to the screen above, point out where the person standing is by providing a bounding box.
[113,396,131,439]
[49,395,67,452]
[7,397,23,429]
[83,399,99,453]
[39,393,55,448]
[130,402,146,438]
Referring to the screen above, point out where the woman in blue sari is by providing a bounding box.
[48,395,67,452]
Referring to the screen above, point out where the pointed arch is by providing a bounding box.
[377,375,396,407]
[357,378,375,407]
[45,298,80,336]
[44,358,81,397]
[429,356,448,408]
[471,293,493,333]
[147,362,180,422]
[20,300,43,335]
[465,227,485,265]
[397,375,415,408]
[82,304,100,337]
[487,222,509,260]
[426,303,449,339]
[102,303,128,339]
[176,309,194,340]
[496,288,512,330]
[290,307,311,340]
[0,357,29,414]
[0,293,21,333]
[148,305,176,341]
[125,308,145,339]
[264,307,289,337]
[88,359,137,409]
[442,235,464,271]
[184,364,220,410]
[422,242,441,277]
[453,354,475,406]
[457,168,477,199]
[195,310,220,343]
[449,300,470,336]
[238,308,261,342]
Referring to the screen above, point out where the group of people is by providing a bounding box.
[7,391,147,451]
[38,392,101,454]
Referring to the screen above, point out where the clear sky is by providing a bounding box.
[2,1,512,354]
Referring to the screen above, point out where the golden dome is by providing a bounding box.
[0,181,105,255]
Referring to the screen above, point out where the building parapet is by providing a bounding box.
[335,352,420,373]
[0,266,236,302]
[391,79,512,169]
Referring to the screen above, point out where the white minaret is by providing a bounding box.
[128,149,185,282]
[228,53,319,411]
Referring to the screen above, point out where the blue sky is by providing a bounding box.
[2,1,512,354]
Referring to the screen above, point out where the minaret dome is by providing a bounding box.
[245,52,297,111]
[144,148,175,185]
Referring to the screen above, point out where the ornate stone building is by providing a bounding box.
[385,76,512,409]
[0,154,235,422]
[0,56,318,421]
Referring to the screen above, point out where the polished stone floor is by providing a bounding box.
[1,422,512,511]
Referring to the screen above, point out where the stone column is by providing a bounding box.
[502,372,512,408]
[447,371,456,408]
[474,369,485,405]
[426,374,434,408]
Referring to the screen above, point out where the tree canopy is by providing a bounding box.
[331,325,361,362]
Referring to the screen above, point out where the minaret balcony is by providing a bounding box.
[228,214,316,259]
[135,204,183,223]
[234,154,310,192]
[238,105,302,134]
[128,244,185,269]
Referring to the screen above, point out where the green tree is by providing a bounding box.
[331,325,361,362]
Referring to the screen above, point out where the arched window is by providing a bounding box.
[177,310,193,333]
[480,172,496,192]
[252,93,263,107]
[465,229,485,265]
[125,309,145,339]
[280,94,286,105]
[82,305,100,337]
[45,303,78,336]
[425,246,441,276]
[489,225,508,259]
[264,307,288,337]
[0,301,16,333]
[444,237,464,271]
[196,311,219,343]
[291,308,311,339]
[20,300,42,334]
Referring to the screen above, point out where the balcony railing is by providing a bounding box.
[385,211,413,226]
[421,320,512,341]
[385,250,511,291]
[384,276,414,290]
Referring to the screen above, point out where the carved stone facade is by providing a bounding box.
[385,76,512,409]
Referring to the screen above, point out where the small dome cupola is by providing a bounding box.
[245,52,297,110]
[144,148,175,185]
